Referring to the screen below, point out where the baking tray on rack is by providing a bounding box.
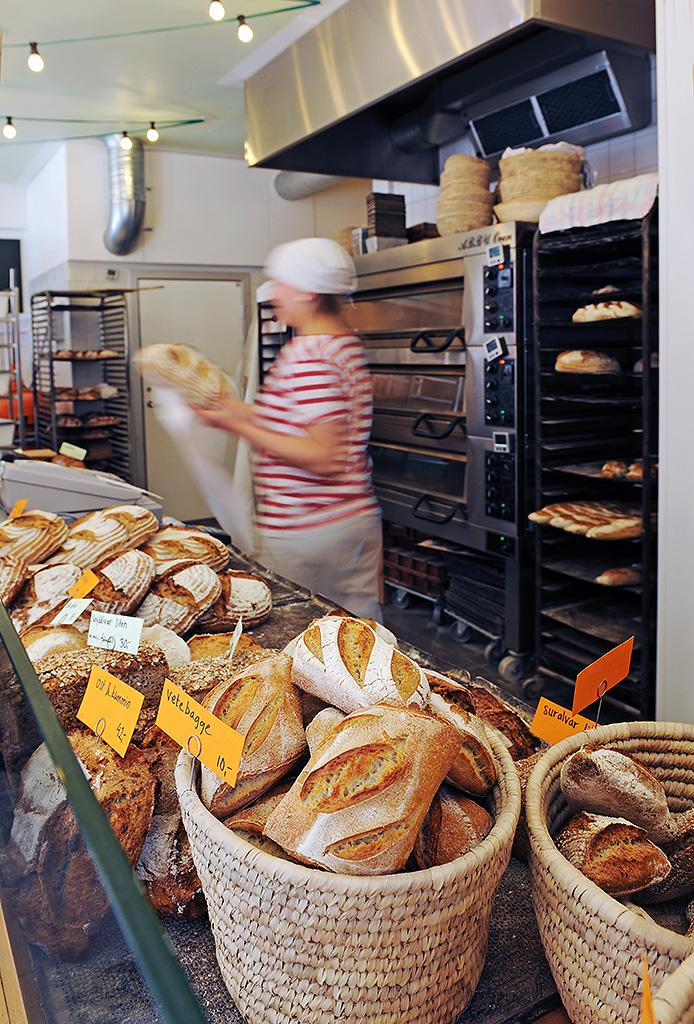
[550,461,649,485]
[543,555,641,592]
[542,594,641,647]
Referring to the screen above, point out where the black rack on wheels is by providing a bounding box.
[530,211,658,719]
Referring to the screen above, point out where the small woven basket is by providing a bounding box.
[653,951,694,1024]
[177,730,521,1024]
[526,721,694,1024]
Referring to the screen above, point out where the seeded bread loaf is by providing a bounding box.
[292,615,429,713]
[200,653,307,818]
[556,812,671,897]
[169,648,279,701]
[0,509,68,564]
[195,569,273,632]
[140,525,229,576]
[136,563,222,633]
[263,703,462,875]
[413,785,493,869]
[45,505,158,567]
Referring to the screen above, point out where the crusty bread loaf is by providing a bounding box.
[560,745,673,842]
[10,562,83,633]
[528,500,642,540]
[20,624,87,663]
[511,750,545,863]
[200,653,307,818]
[0,556,26,606]
[428,691,497,796]
[195,569,272,632]
[140,525,229,576]
[136,563,222,634]
[601,460,628,479]
[325,609,399,648]
[635,817,694,904]
[572,301,642,322]
[555,350,620,374]
[224,779,295,835]
[170,648,278,701]
[6,732,154,958]
[45,505,158,568]
[187,631,260,664]
[87,549,156,615]
[305,707,346,755]
[263,703,462,875]
[134,343,234,407]
[141,625,192,671]
[291,615,429,713]
[556,812,671,897]
[413,784,493,869]
[0,510,68,564]
[595,566,641,587]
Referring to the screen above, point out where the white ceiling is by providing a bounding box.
[0,0,347,182]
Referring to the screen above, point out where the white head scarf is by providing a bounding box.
[264,237,356,295]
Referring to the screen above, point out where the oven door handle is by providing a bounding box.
[411,494,461,524]
[409,328,465,353]
[411,413,465,441]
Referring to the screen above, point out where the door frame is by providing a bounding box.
[127,266,252,491]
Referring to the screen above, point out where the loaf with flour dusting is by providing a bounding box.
[136,563,222,634]
[0,509,68,564]
[140,525,229,576]
[195,569,272,631]
[134,343,234,407]
[45,505,158,567]
[428,691,498,796]
[291,615,429,713]
[263,703,461,875]
[10,563,83,632]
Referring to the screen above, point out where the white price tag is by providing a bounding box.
[227,617,244,663]
[59,441,87,461]
[87,611,144,656]
[52,598,93,627]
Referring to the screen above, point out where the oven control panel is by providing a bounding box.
[483,263,514,333]
[485,450,515,521]
[484,357,515,426]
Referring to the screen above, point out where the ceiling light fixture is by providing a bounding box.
[120,130,133,152]
[28,42,45,73]
[147,122,160,143]
[3,118,17,140]
[237,15,254,42]
[209,1,226,21]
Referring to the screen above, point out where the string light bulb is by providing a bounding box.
[237,15,253,42]
[3,118,17,140]
[28,42,45,73]
[120,130,133,152]
[208,1,226,21]
[146,122,159,143]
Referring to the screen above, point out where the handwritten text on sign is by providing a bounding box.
[77,666,144,756]
[156,679,244,787]
[87,610,143,656]
[531,697,596,746]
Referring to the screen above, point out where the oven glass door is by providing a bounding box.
[348,283,464,363]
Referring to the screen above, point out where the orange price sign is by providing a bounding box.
[572,636,634,716]
[68,569,99,599]
[641,956,655,1024]
[530,697,595,746]
[8,498,27,520]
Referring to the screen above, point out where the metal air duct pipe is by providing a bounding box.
[273,171,345,201]
[103,134,146,255]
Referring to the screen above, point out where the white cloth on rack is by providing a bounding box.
[539,173,659,234]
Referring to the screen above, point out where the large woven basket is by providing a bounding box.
[176,730,521,1024]
[526,721,694,1023]
[653,951,694,1023]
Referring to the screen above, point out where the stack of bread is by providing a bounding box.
[529,500,643,540]
[495,146,582,223]
[436,154,493,236]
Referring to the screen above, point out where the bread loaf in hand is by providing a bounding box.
[134,343,234,407]
[428,691,497,796]
[413,784,493,869]
[291,615,429,713]
[556,812,671,897]
[200,653,307,818]
[263,703,461,875]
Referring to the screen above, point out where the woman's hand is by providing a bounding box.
[191,399,253,435]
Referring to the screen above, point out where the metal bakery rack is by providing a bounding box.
[530,210,658,719]
[0,268,30,448]
[31,290,132,480]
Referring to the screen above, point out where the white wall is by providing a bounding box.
[0,184,26,237]
[24,147,69,283]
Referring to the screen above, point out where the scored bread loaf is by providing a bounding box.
[291,615,429,713]
[195,569,272,632]
[636,819,694,904]
[141,625,192,671]
[284,613,399,658]
[413,784,493,869]
[556,812,671,897]
[134,343,234,407]
[0,510,68,564]
[595,566,641,587]
[140,525,229,576]
[136,563,222,634]
[427,690,497,796]
[601,460,628,479]
[224,779,298,861]
[10,563,83,632]
[0,556,26,606]
[45,505,158,568]
[200,653,307,818]
[555,350,621,374]
[20,624,87,663]
[305,707,346,755]
[169,648,278,702]
[560,745,673,841]
[572,301,642,322]
[263,703,462,875]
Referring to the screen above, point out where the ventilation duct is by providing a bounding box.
[102,134,146,256]
[273,171,345,201]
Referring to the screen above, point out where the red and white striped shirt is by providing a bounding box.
[253,333,378,531]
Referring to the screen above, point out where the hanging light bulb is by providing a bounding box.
[120,130,133,152]
[27,42,45,73]
[2,118,17,140]
[208,1,226,21]
[147,122,160,143]
[237,15,253,42]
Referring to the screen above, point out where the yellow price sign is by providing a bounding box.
[530,697,595,746]
[68,569,99,599]
[77,666,144,757]
[156,679,244,786]
[8,498,27,520]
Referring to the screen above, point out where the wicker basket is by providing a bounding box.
[653,951,694,1024]
[177,730,521,1024]
[526,721,694,1024]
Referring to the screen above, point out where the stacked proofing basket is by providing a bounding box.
[525,722,694,1023]
[176,729,521,1024]
[652,950,694,1024]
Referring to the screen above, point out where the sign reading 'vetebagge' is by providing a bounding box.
[77,665,144,757]
[156,678,244,786]
[87,610,144,656]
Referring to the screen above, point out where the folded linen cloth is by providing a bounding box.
[539,172,658,234]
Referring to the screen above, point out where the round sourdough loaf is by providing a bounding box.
[45,505,158,568]
[0,509,68,564]
[10,562,83,633]
[195,569,272,632]
[141,524,229,576]
[134,343,234,407]
[136,563,222,634]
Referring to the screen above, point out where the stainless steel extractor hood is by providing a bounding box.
[245,0,654,183]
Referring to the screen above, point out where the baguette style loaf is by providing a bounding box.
[428,691,497,796]
[263,703,462,875]
[413,784,493,869]
[291,615,429,713]
[134,343,234,407]
[556,812,671,897]
[200,653,306,818]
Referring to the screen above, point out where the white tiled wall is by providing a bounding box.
[377,56,658,228]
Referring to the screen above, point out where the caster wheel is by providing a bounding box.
[484,639,504,665]
[392,588,411,609]
[523,676,544,700]
[450,620,472,643]
[432,604,445,627]
[499,654,528,685]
